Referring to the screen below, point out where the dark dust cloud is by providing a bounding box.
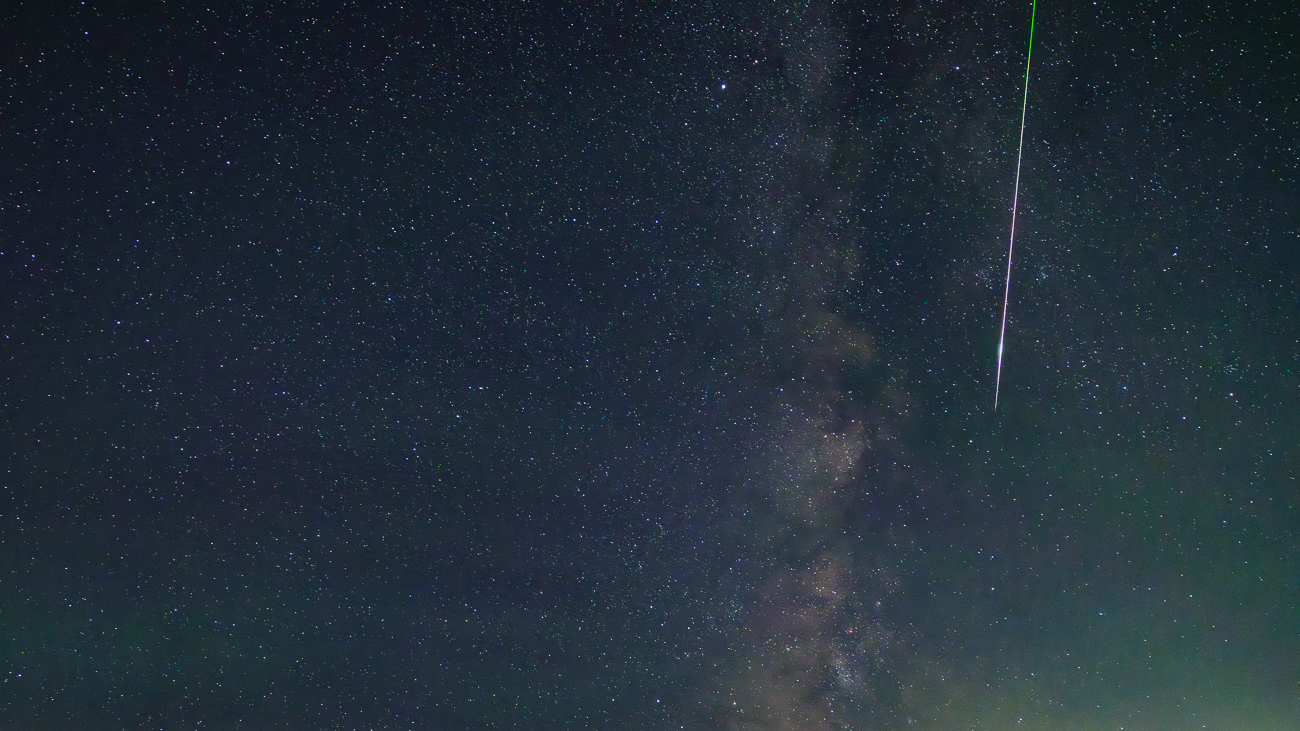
[2,0,1298,729]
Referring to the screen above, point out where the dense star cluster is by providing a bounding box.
[2,0,1297,729]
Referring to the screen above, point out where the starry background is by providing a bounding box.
[2,0,1298,729]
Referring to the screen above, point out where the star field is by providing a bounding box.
[2,1,1298,729]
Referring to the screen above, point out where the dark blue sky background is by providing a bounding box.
[2,0,1297,728]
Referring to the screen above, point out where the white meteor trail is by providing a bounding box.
[995,0,1037,411]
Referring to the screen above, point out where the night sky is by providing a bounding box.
[3,1,1299,729]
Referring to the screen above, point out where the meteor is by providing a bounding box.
[994,0,1037,411]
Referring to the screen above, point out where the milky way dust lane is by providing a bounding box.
[994,0,1037,411]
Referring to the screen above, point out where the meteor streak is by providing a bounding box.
[994,0,1036,411]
